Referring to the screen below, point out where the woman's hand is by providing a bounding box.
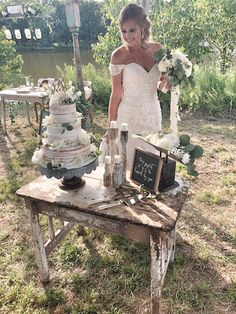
[158,75,172,92]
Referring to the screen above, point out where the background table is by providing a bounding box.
[0,87,48,134]
[16,167,188,314]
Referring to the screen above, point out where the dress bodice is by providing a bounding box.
[107,62,162,168]
[109,63,161,99]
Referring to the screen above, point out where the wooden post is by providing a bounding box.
[142,0,149,13]
[71,29,84,94]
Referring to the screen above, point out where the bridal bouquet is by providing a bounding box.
[133,132,203,176]
[155,48,193,135]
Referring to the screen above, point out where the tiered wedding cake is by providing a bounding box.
[32,90,97,171]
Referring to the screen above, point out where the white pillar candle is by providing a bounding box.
[110,120,117,128]
[104,155,111,164]
[121,123,128,131]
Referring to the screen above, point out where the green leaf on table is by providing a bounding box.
[179,134,190,146]
[185,144,196,152]
[187,163,198,176]
[192,145,204,159]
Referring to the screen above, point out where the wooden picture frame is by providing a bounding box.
[131,147,164,193]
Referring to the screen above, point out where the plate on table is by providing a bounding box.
[16,87,32,94]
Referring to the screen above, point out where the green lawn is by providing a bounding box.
[0,110,235,314]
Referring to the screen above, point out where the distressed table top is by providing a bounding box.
[16,167,188,231]
[0,87,47,102]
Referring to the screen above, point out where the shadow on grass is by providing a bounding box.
[181,204,236,256]
[0,119,13,177]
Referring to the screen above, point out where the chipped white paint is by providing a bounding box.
[16,166,188,314]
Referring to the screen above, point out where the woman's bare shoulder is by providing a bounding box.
[110,45,128,64]
[147,42,163,55]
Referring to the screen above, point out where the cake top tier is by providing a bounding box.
[49,90,76,109]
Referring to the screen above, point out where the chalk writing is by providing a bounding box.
[131,148,161,191]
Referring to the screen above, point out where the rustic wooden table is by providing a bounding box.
[16,167,188,314]
[0,87,48,134]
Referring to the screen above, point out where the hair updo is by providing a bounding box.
[118,3,152,45]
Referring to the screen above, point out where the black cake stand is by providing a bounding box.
[40,157,98,190]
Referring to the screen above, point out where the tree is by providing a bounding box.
[93,0,236,72]
[151,0,236,72]
[0,30,23,89]
[92,0,132,66]
[79,0,106,48]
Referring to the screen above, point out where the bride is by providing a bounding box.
[103,3,169,167]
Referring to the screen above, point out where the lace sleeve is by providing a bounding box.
[109,63,126,76]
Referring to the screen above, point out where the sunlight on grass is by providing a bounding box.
[0,177,25,203]
[1,114,236,313]
[220,173,236,187]
[219,151,234,165]
[196,190,225,205]
[228,282,236,304]
[199,124,236,139]
[211,144,228,153]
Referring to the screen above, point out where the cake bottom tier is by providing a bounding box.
[42,144,92,169]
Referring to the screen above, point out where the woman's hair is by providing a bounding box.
[118,3,152,45]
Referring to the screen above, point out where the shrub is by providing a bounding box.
[0,30,23,89]
[180,65,235,116]
[83,63,111,112]
[56,63,111,113]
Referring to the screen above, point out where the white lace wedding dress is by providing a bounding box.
[109,62,162,168]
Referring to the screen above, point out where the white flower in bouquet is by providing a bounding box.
[147,133,179,152]
[158,57,172,73]
[155,48,192,86]
[32,148,44,164]
[154,48,193,135]
[171,147,185,159]
[182,152,191,164]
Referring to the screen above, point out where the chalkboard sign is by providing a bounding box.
[131,148,163,193]
[39,109,50,135]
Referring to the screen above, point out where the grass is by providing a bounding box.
[0,110,236,313]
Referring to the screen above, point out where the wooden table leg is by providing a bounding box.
[170,226,176,262]
[26,101,31,125]
[150,230,162,314]
[26,199,50,282]
[34,103,39,122]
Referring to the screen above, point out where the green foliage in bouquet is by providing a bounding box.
[178,134,204,176]
[154,48,193,87]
